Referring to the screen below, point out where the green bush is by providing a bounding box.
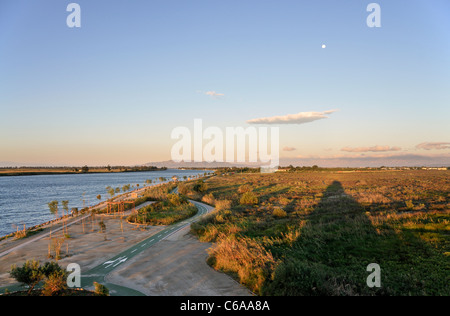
[10,260,67,296]
[94,282,109,296]
[272,208,287,218]
[240,192,258,205]
[128,199,197,226]
[10,260,44,295]
[42,270,68,296]
[193,180,208,193]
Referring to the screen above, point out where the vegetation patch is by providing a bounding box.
[128,194,197,226]
[6,260,108,296]
[192,170,450,296]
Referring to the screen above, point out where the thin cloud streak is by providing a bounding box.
[416,142,450,150]
[247,110,338,125]
[205,91,225,98]
[341,145,402,153]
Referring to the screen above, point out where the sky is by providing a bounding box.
[0,0,449,167]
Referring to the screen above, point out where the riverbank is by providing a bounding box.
[0,181,250,296]
[0,182,162,242]
[0,169,210,237]
[0,166,168,177]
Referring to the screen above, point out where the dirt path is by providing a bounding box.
[106,225,252,296]
[0,199,250,296]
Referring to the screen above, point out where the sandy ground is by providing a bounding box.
[0,211,162,287]
[106,225,252,296]
[0,209,251,296]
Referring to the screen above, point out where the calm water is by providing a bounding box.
[0,169,207,237]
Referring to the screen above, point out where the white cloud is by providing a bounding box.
[205,91,225,98]
[247,110,338,125]
[341,146,402,153]
[416,142,450,151]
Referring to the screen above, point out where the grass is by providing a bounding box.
[191,170,450,296]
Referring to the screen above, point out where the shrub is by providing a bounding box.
[273,208,287,218]
[10,260,44,295]
[128,199,197,226]
[193,180,208,193]
[238,184,253,194]
[94,282,109,296]
[177,182,193,195]
[41,261,64,277]
[202,193,216,206]
[215,199,232,211]
[240,192,258,205]
[405,200,414,210]
[167,193,184,206]
[277,196,291,206]
[42,270,68,296]
[10,261,67,296]
[208,234,276,295]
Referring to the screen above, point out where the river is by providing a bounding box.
[0,169,207,237]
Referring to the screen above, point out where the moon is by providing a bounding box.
[322,44,327,49]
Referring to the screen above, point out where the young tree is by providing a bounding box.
[98,220,106,233]
[10,261,68,296]
[71,207,79,216]
[9,260,44,295]
[61,200,69,234]
[62,201,69,215]
[107,187,115,200]
[48,201,59,219]
[48,200,59,238]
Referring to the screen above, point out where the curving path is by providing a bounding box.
[80,200,213,296]
[0,196,214,296]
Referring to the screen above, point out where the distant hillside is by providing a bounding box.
[145,155,450,169]
[143,160,262,169]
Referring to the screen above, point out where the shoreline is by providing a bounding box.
[0,168,169,178]
[0,172,209,239]
[0,177,201,240]
[0,183,158,241]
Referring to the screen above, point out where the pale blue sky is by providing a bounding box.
[0,0,449,166]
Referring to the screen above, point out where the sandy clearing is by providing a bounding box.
[0,206,251,297]
[0,212,164,287]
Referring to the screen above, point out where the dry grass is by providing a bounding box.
[207,234,276,295]
[192,170,450,296]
